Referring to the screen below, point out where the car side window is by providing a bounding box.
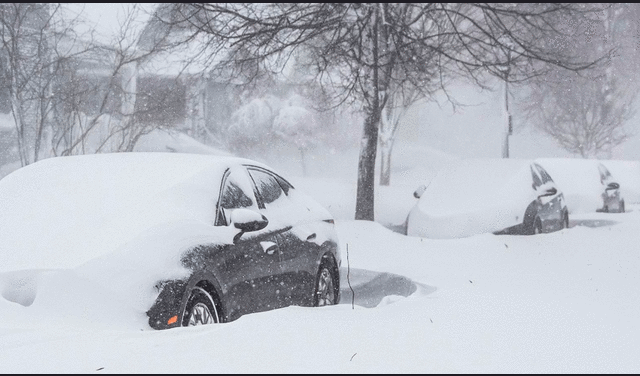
[247,168,287,208]
[215,168,258,226]
[531,166,543,189]
[274,175,293,195]
[535,164,554,184]
[598,164,612,183]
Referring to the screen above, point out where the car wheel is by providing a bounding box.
[603,205,609,213]
[620,200,625,213]
[313,260,338,307]
[563,212,569,229]
[182,286,220,326]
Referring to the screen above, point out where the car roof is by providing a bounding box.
[417,158,536,216]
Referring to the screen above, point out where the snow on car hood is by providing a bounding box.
[410,159,537,238]
[0,152,258,273]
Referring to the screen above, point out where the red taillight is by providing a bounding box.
[323,219,335,224]
[167,315,178,325]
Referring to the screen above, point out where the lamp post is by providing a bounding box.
[501,50,512,159]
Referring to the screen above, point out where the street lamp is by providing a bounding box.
[501,49,512,159]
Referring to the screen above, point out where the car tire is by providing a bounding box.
[182,286,221,327]
[620,200,625,213]
[313,259,338,307]
[563,211,569,229]
[603,205,609,213]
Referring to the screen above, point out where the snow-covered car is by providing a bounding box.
[0,152,341,329]
[596,162,625,213]
[406,158,569,238]
[536,158,625,214]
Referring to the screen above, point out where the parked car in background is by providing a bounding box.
[597,162,625,213]
[0,153,341,329]
[536,158,625,214]
[406,158,569,239]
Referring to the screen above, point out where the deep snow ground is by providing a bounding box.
[0,202,638,373]
[1,130,639,373]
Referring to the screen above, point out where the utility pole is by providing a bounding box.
[502,50,512,159]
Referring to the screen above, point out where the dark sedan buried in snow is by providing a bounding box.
[0,152,341,329]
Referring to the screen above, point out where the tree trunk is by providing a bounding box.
[379,138,393,186]
[355,109,380,220]
[355,6,381,221]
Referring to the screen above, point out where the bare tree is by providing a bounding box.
[521,70,635,158]
[0,4,179,165]
[378,85,423,186]
[224,91,326,176]
[518,3,638,158]
[51,4,177,156]
[157,3,604,221]
[0,3,84,165]
[225,94,277,156]
[273,94,324,177]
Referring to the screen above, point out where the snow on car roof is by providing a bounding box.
[0,152,267,272]
[417,158,535,217]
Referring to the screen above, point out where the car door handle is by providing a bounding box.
[306,233,317,241]
[260,241,278,255]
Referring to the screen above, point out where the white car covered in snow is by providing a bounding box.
[406,158,569,239]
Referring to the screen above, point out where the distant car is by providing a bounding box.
[596,162,625,213]
[0,153,341,329]
[536,158,626,214]
[406,159,569,238]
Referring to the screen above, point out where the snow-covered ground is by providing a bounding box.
[1,150,639,372]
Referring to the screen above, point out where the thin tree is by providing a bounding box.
[157,3,605,221]
[0,4,176,163]
[378,85,423,186]
[0,3,87,165]
[52,4,176,155]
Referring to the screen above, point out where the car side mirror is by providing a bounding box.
[413,184,427,199]
[538,186,557,198]
[606,182,620,190]
[230,208,268,242]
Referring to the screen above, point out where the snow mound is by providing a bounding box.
[407,158,536,238]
